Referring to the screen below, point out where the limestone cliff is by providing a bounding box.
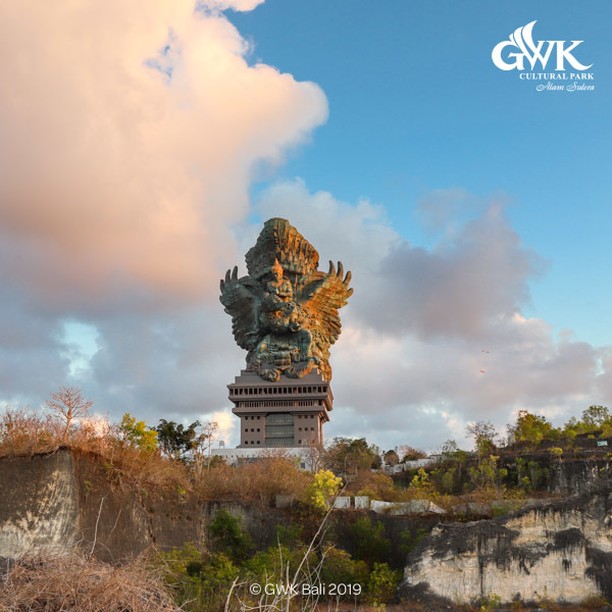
[403,479,611,605]
[0,449,296,563]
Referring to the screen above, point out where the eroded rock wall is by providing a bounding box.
[0,450,295,563]
[0,450,208,561]
[403,480,612,605]
[0,452,78,558]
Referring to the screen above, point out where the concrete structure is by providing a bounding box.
[333,496,351,509]
[228,369,332,448]
[210,445,317,470]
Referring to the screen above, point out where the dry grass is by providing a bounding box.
[0,408,62,457]
[0,553,179,611]
[99,441,190,493]
[196,456,312,505]
[0,408,190,493]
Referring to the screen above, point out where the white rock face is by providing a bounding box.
[403,482,611,605]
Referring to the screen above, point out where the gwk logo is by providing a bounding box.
[492,21,592,71]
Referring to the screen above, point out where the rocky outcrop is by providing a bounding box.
[0,450,203,562]
[403,479,611,605]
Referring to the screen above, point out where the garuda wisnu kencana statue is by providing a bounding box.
[220,218,353,382]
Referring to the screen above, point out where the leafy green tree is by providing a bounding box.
[323,437,382,477]
[367,562,401,604]
[162,544,239,610]
[119,413,158,452]
[344,517,391,565]
[527,460,549,490]
[581,405,610,430]
[244,542,320,602]
[410,467,434,495]
[467,455,507,494]
[156,418,200,459]
[563,405,612,439]
[508,410,558,446]
[320,546,369,594]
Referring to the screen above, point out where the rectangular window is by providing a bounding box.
[265,412,294,447]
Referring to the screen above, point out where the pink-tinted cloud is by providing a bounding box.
[0,1,327,313]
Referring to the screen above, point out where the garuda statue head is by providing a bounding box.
[220,218,353,382]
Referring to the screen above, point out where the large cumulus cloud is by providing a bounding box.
[0,1,326,313]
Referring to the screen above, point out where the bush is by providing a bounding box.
[209,509,253,562]
[320,546,368,596]
[308,469,342,510]
[366,562,401,604]
[343,516,391,565]
[195,456,312,506]
[162,544,239,611]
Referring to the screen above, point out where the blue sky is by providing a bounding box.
[229,0,612,346]
[1,0,610,452]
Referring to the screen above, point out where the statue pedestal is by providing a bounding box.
[228,370,333,449]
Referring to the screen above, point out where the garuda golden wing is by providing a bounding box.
[298,261,353,380]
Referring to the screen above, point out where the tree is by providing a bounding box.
[563,405,612,439]
[191,421,218,472]
[508,410,558,446]
[383,449,399,467]
[440,439,468,462]
[581,405,610,430]
[466,421,498,456]
[45,386,93,442]
[344,516,391,565]
[323,437,382,478]
[467,455,508,494]
[119,413,158,452]
[410,467,434,495]
[308,469,343,510]
[156,419,200,459]
[367,562,402,605]
[435,440,469,495]
[209,509,252,563]
[398,445,427,462]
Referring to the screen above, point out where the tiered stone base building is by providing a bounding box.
[228,370,332,448]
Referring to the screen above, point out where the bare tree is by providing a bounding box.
[45,386,93,442]
[302,440,325,472]
[192,421,219,473]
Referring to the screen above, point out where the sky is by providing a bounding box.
[1,0,611,453]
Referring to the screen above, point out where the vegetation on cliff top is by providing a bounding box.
[0,389,610,610]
